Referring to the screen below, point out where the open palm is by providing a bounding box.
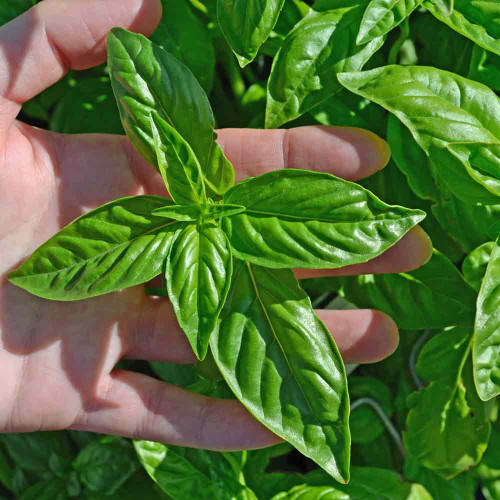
[0,0,432,449]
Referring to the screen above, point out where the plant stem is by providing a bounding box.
[409,331,431,389]
[350,397,406,459]
[388,19,410,65]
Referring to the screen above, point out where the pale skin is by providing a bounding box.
[0,0,433,450]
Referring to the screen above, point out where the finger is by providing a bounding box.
[215,126,391,182]
[122,296,397,365]
[71,370,282,450]
[294,226,433,279]
[0,0,162,129]
[316,309,399,364]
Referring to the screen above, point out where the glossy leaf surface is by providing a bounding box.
[265,0,385,128]
[222,169,425,269]
[8,196,180,300]
[152,204,245,221]
[211,260,350,482]
[357,0,423,45]
[405,327,491,477]
[134,440,257,500]
[339,65,500,204]
[167,223,232,360]
[107,28,234,196]
[474,235,500,400]
[340,250,476,329]
[218,0,286,66]
[150,112,206,206]
[423,0,500,56]
[462,241,495,291]
[150,0,215,93]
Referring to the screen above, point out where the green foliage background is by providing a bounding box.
[2,0,500,498]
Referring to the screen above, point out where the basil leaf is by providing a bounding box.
[74,438,138,495]
[150,111,206,206]
[468,44,500,91]
[423,0,500,57]
[222,169,425,269]
[211,260,350,482]
[152,204,246,221]
[340,250,477,329]
[218,0,286,67]
[8,196,182,300]
[265,0,385,128]
[357,0,423,45]
[462,241,495,292]
[339,65,500,204]
[19,479,68,500]
[167,223,232,360]
[151,0,215,93]
[404,456,477,500]
[474,235,500,401]
[107,28,234,196]
[405,326,491,477]
[134,441,256,500]
[278,467,432,500]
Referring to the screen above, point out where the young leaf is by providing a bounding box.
[474,235,500,401]
[152,204,245,221]
[423,0,500,57]
[405,327,491,477]
[468,44,500,92]
[265,0,385,128]
[149,112,206,206]
[339,65,500,204]
[462,241,495,292]
[340,250,477,329]
[210,260,350,483]
[167,223,232,360]
[8,196,182,300]
[222,169,425,269]
[107,28,234,196]
[134,440,257,500]
[356,0,423,45]
[151,0,215,93]
[217,0,286,67]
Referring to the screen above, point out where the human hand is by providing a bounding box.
[0,0,432,449]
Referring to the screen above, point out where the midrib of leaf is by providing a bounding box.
[17,219,180,279]
[245,262,323,434]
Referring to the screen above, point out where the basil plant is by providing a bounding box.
[8,28,425,483]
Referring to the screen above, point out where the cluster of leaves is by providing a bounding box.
[3,0,500,499]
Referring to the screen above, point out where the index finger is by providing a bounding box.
[0,0,162,134]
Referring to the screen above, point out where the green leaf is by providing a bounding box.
[340,250,476,329]
[19,479,69,500]
[134,440,256,500]
[338,65,500,204]
[468,44,500,91]
[152,204,246,221]
[151,0,215,93]
[8,196,182,300]
[0,431,73,475]
[423,0,500,56]
[49,77,123,135]
[349,376,393,444]
[405,326,491,477]
[218,0,286,66]
[74,437,139,495]
[0,447,13,494]
[222,169,425,269]
[211,260,350,482]
[150,112,206,206]
[107,28,234,196]
[276,467,433,500]
[265,0,385,128]
[404,455,477,500]
[462,241,495,291]
[167,223,232,360]
[357,0,423,45]
[474,235,500,401]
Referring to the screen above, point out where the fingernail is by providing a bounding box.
[352,128,392,172]
[404,226,434,271]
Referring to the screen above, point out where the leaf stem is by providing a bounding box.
[388,19,410,65]
[409,331,431,389]
[350,397,406,459]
